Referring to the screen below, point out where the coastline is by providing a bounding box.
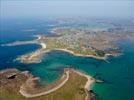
[0,68,95,100]
[16,38,109,64]
[36,35,107,61]
[19,69,70,98]
[20,68,95,100]
[52,48,108,60]
[2,35,110,64]
[71,69,95,100]
[16,44,108,64]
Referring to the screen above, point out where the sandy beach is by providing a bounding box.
[72,69,95,100]
[40,43,46,49]
[52,48,108,60]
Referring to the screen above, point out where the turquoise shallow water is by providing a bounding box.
[24,40,134,100]
[0,18,134,100]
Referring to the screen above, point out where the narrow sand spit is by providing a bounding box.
[19,71,69,98]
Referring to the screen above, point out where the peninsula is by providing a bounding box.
[0,68,96,100]
[2,26,133,63]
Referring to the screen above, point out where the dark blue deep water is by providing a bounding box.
[0,18,134,100]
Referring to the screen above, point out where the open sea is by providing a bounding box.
[0,18,134,100]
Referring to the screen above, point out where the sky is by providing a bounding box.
[0,0,134,19]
